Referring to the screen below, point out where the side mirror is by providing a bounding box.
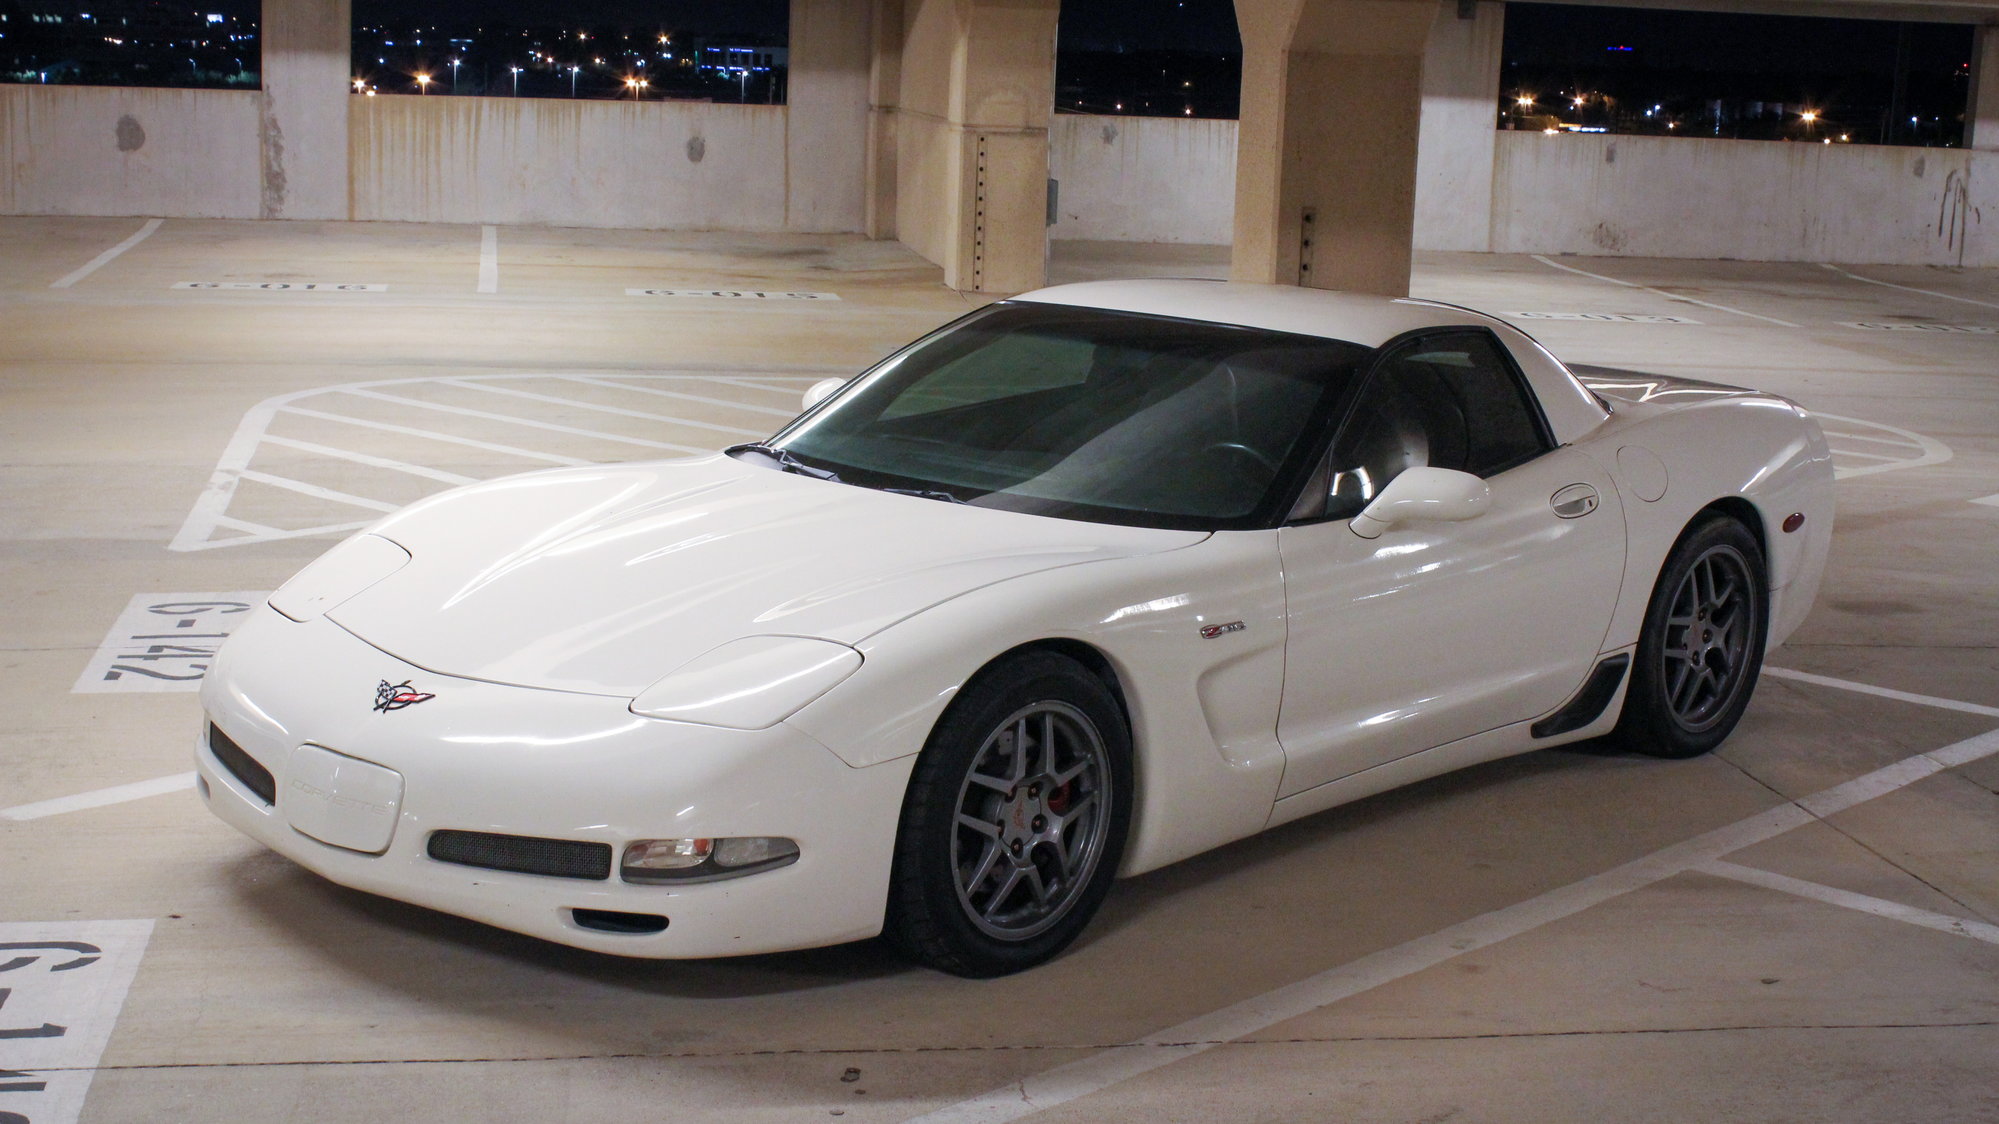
[802,377,846,411]
[1350,467,1490,539]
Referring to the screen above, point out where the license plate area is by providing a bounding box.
[280,744,404,854]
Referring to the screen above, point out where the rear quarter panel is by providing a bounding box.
[1580,386,1834,653]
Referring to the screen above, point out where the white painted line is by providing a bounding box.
[444,378,765,438]
[259,435,478,486]
[1973,493,1999,509]
[336,388,705,453]
[49,218,163,289]
[277,406,592,466]
[1764,666,1999,720]
[237,469,401,513]
[1529,255,1801,327]
[478,225,499,294]
[0,920,153,1124]
[71,594,263,693]
[173,281,388,292]
[557,375,802,418]
[1820,263,1999,312]
[173,373,842,552]
[1842,322,1998,334]
[1698,861,1999,946]
[1506,311,1702,324]
[626,288,841,300]
[2,774,196,821]
[902,723,1999,1124]
[1813,413,1952,481]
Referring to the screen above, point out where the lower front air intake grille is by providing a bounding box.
[428,830,613,881]
[208,723,276,805]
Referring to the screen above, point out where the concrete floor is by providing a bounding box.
[2,218,1997,1123]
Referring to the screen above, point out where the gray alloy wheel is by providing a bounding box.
[886,650,1132,977]
[950,700,1115,941]
[1617,514,1768,759]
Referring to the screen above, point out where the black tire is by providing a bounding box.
[1616,514,1768,759]
[885,650,1132,977]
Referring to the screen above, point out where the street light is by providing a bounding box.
[353,77,366,92]
[569,64,580,97]
[415,72,431,94]
[510,65,521,95]
[450,56,460,92]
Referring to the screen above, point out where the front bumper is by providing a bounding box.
[196,606,913,958]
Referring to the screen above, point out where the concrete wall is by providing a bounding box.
[1048,113,1236,243]
[1492,131,1997,267]
[349,97,791,229]
[0,85,262,218]
[1412,0,1502,252]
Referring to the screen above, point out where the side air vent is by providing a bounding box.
[1532,654,1632,739]
[208,723,276,805]
[427,830,613,881]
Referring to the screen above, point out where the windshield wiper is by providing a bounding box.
[726,442,842,481]
[880,487,968,504]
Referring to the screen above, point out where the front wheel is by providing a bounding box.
[1616,514,1768,758]
[886,650,1131,977]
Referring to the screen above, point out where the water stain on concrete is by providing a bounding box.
[686,135,706,163]
[115,115,145,152]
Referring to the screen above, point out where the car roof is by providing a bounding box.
[1007,279,1610,446]
[1008,279,1510,349]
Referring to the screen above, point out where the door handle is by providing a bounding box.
[1551,483,1599,519]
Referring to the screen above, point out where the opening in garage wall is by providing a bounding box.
[350,0,788,103]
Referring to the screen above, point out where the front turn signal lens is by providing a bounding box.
[621,836,799,883]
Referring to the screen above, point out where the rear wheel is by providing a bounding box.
[1616,514,1767,759]
[886,650,1131,977]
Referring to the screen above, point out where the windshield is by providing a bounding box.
[762,302,1370,531]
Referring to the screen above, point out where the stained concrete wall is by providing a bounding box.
[1048,114,1236,243]
[349,97,791,229]
[1491,131,1997,266]
[0,86,263,218]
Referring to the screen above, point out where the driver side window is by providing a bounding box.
[1318,331,1551,522]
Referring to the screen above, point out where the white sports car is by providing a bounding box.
[197,280,1834,976]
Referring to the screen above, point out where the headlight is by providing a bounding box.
[629,636,861,729]
[269,534,411,622]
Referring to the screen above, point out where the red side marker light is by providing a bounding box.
[1782,513,1806,533]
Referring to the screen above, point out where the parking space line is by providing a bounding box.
[1530,255,1801,327]
[1698,861,1999,946]
[904,721,1999,1123]
[444,378,766,439]
[259,435,478,486]
[237,469,401,513]
[48,218,163,289]
[1,773,195,821]
[478,225,499,294]
[335,388,705,453]
[278,406,592,465]
[1764,666,1999,719]
[557,375,802,418]
[1819,263,1999,313]
[1973,493,1999,509]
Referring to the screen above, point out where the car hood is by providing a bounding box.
[327,455,1206,697]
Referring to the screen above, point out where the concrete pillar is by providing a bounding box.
[866,0,905,239]
[259,0,351,220]
[887,0,1059,293]
[1970,24,1999,150]
[787,0,873,232]
[1413,0,1502,252]
[1230,0,1439,296]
